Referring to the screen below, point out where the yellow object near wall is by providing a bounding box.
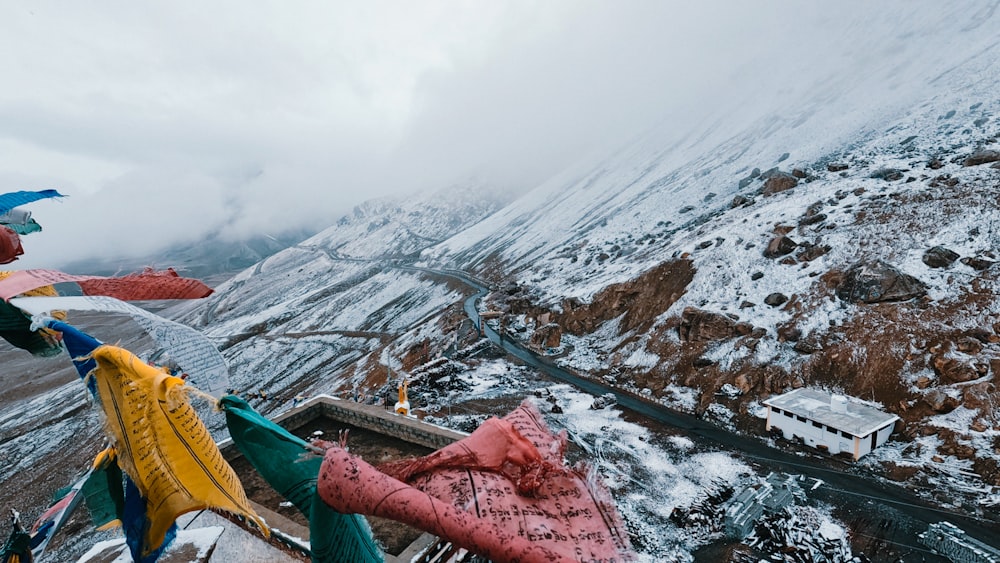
[90,345,268,555]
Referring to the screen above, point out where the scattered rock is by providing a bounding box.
[960,255,995,270]
[679,307,737,342]
[796,244,830,262]
[764,293,788,307]
[827,162,849,172]
[924,389,959,413]
[763,235,798,258]
[870,168,905,181]
[679,205,696,213]
[739,301,756,309]
[716,383,742,398]
[762,172,799,196]
[590,393,617,410]
[915,376,933,389]
[776,326,801,342]
[963,149,1000,166]
[799,212,827,226]
[955,336,983,354]
[793,340,821,354]
[791,168,807,178]
[734,322,753,336]
[834,260,928,303]
[731,194,751,208]
[922,246,960,268]
[971,419,989,433]
[750,271,764,281]
[933,356,980,384]
[696,240,714,250]
[529,323,562,349]
[692,357,715,368]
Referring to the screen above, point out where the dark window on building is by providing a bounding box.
[811,421,823,429]
[796,415,806,422]
[841,430,852,439]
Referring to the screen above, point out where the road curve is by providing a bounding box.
[409,264,1000,553]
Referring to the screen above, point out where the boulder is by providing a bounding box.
[835,260,928,303]
[530,323,562,349]
[679,307,737,342]
[933,356,980,384]
[827,162,849,172]
[799,212,827,226]
[762,172,799,196]
[590,393,617,410]
[922,246,959,268]
[764,293,788,307]
[961,255,995,271]
[763,235,798,258]
[796,244,830,262]
[963,149,1000,166]
[731,194,751,208]
[923,389,959,413]
[870,168,904,181]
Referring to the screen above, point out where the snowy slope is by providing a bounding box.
[421,3,1000,303]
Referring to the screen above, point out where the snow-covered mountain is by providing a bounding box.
[7,5,1000,561]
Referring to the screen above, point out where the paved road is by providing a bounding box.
[409,265,1000,555]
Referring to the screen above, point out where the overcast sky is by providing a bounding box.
[0,1,979,269]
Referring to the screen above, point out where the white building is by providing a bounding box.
[763,388,899,460]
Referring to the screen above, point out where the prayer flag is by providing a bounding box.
[81,448,126,531]
[0,190,63,216]
[220,395,383,563]
[1,511,32,563]
[89,345,266,558]
[28,472,88,560]
[14,297,230,397]
[0,268,212,301]
[0,228,22,265]
[317,400,636,562]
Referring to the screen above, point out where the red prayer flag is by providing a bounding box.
[317,400,636,563]
[0,268,212,301]
[0,227,23,265]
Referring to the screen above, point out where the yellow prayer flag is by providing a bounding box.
[90,345,268,554]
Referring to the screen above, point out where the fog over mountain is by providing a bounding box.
[3,1,979,269]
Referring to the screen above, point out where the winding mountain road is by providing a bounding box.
[409,265,1000,557]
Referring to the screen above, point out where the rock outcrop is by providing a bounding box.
[835,260,928,303]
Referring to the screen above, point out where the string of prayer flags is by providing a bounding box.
[220,395,384,563]
[15,297,230,396]
[0,267,213,302]
[89,344,267,559]
[317,399,637,563]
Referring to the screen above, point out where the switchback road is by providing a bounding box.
[408,265,1000,558]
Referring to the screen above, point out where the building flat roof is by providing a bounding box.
[763,388,899,437]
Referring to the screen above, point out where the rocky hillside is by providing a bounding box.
[414,5,1000,493]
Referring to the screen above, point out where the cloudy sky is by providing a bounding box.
[0,1,978,268]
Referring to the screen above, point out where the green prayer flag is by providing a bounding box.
[81,460,125,530]
[220,395,383,563]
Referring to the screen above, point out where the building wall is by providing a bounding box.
[766,407,874,459]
